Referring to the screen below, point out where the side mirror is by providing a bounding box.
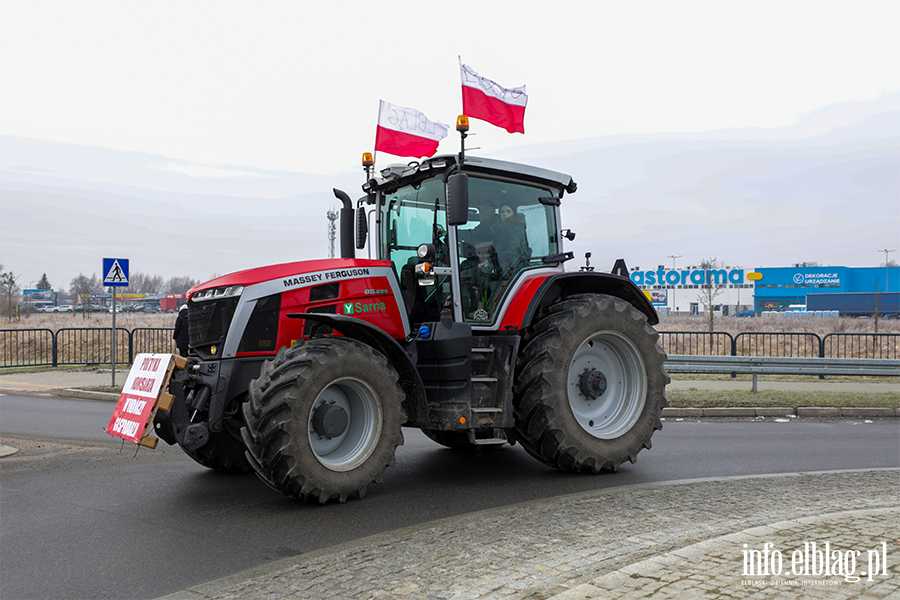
[356,207,368,249]
[446,173,469,226]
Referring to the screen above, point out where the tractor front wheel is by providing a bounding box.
[241,337,405,503]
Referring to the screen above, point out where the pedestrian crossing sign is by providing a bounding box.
[103,258,129,287]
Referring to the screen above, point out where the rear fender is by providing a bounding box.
[521,272,659,327]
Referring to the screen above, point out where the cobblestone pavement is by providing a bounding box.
[158,470,899,600]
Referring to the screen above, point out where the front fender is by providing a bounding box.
[288,313,427,412]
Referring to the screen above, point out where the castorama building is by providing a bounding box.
[629,264,899,315]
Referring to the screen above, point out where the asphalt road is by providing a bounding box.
[1,393,898,600]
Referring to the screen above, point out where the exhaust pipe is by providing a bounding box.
[333,189,355,259]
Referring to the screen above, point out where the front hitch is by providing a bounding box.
[155,358,219,450]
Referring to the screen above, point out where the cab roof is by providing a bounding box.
[363,154,577,195]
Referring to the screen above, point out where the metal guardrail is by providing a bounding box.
[665,354,900,391]
[660,331,900,359]
[822,333,900,359]
[659,331,733,356]
[2,327,900,372]
[55,327,130,366]
[0,328,55,367]
[733,332,821,357]
[0,327,175,367]
[132,328,177,356]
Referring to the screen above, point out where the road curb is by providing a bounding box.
[662,407,898,418]
[51,389,119,402]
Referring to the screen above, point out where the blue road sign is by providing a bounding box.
[103,258,129,287]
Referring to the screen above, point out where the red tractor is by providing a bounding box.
[155,152,668,503]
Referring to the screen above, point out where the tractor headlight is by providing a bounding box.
[191,285,244,302]
[417,243,435,260]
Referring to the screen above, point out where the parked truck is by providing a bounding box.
[806,292,900,318]
[154,144,669,503]
[160,295,184,312]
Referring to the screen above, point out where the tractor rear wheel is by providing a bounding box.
[514,294,668,472]
[241,337,404,503]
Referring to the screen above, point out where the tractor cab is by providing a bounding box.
[362,155,576,329]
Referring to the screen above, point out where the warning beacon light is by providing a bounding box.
[362,152,374,168]
[456,115,469,133]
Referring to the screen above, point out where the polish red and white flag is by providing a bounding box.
[459,59,528,134]
[375,100,449,158]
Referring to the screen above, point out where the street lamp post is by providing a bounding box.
[879,249,895,292]
[667,255,682,315]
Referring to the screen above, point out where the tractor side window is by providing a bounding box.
[381,178,449,323]
[456,177,559,325]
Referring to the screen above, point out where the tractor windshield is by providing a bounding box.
[457,176,560,324]
[378,170,562,326]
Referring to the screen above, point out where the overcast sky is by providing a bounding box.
[1,1,898,290]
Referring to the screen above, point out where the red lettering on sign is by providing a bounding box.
[131,377,156,393]
[140,356,162,371]
[106,393,156,444]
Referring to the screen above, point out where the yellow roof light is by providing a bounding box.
[362,152,374,167]
[456,115,469,132]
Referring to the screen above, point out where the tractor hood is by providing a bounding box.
[187,258,392,300]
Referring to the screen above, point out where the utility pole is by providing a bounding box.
[879,249,895,292]
[667,255,681,315]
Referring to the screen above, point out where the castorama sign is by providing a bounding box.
[630,267,745,286]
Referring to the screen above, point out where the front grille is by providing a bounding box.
[304,304,336,336]
[188,297,240,349]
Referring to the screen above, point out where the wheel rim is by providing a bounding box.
[567,331,646,439]
[308,377,382,471]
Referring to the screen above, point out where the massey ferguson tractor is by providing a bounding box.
[154,149,669,503]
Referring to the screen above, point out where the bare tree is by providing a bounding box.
[1,266,21,322]
[165,276,198,295]
[125,272,164,294]
[697,257,727,332]
[69,273,103,297]
[69,273,103,316]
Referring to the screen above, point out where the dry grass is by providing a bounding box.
[666,388,900,409]
[657,314,900,336]
[4,312,177,331]
[2,312,899,366]
[8,312,899,334]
